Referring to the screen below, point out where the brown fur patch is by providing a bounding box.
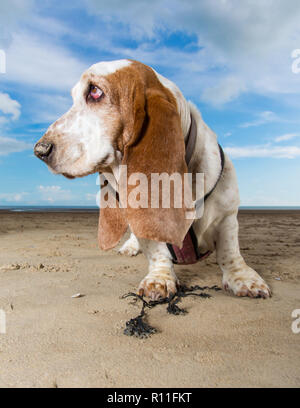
[98,61,194,249]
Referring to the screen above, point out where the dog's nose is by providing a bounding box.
[34,142,53,160]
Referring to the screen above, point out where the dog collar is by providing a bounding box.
[167,114,225,265]
[185,113,197,165]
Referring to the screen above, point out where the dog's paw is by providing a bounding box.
[138,276,178,300]
[223,268,271,299]
[118,236,140,257]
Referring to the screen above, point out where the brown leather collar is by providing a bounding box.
[167,113,225,265]
[185,113,197,165]
[185,113,225,202]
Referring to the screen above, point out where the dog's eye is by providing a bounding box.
[88,85,103,101]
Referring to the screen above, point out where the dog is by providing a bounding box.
[34,59,271,300]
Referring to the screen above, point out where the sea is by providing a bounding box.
[0,205,299,212]
[0,205,99,212]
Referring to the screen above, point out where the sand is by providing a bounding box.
[0,210,299,388]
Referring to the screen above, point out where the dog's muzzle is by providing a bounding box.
[34,142,53,161]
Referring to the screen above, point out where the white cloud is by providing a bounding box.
[274,133,300,142]
[241,194,300,207]
[1,0,299,106]
[0,136,32,155]
[83,0,300,102]
[29,93,72,123]
[0,92,21,120]
[0,192,28,202]
[37,185,73,202]
[83,0,163,38]
[0,117,9,126]
[201,76,246,105]
[240,111,278,128]
[1,0,300,111]
[2,32,87,91]
[0,1,86,92]
[0,0,34,42]
[224,144,300,159]
[85,193,96,202]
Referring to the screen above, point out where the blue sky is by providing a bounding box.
[0,0,300,206]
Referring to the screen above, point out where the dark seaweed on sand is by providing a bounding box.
[122,284,221,338]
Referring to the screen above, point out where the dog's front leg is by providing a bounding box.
[216,213,271,298]
[137,239,178,300]
[118,232,141,256]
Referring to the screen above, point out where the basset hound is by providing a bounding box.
[34,59,271,300]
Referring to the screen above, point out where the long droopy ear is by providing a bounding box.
[98,177,128,250]
[98,76,145,251]
[119,87,194,248]
[98,67,194,250]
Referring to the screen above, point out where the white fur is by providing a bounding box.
[43,62,131,178]
[153,70,191,137]
[138,239,177,300]
[118,233,140,256]
[51,108,114,176]
[88,59,132,76]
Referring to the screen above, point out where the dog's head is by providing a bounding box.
[34,59,183,177]
[34,59,194,248]
[34,60,130,178]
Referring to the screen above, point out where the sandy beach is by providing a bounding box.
[0,209,299,388]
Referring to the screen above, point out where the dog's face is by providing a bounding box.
[34,60,132,178]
